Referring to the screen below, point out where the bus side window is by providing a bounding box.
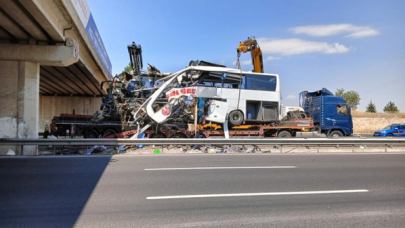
[245,75,276,91]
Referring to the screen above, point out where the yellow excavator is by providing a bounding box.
[236,37,264,73]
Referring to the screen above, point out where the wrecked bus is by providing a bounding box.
[127,65,352,138]
[128,64,286,138]
[142,66,280,127]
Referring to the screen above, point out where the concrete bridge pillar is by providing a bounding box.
[0,39,79,155]
[0,61,39,155]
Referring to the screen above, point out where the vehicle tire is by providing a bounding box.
[277,131,292,138]
[228,110,244,127]
[151,132,166,138]
[300,111,307,119]
[386,134,393,138]
[85,129,99,138]
[329,130,343,138]
[103,129,117,138]
[172,132,187,138]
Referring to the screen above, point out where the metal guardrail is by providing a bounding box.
[1,138,405,146]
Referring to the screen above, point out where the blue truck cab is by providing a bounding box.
[299,88,353,137]
[374,124,405,137]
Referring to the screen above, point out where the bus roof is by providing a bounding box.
[156,65,278,82]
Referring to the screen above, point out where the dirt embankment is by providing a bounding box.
[352,111,405,133]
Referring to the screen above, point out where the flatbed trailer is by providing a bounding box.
[54,113,123,138]
[103,118,314,138]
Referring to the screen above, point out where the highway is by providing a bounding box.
[1,153,405,228]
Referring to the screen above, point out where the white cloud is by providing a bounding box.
[346,29,379,38]
[285,95,296,100]
[264,56,279,61]
[291,24,379,38]
[257,38,348,55]
[241,60,252,65]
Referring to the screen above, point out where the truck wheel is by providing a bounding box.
[151,133,166,138]
[85,129,99,138]
[228,110,244,127]
[173,132,187,138]
[103,129,117,138]
[300,111,307,118]
[329,130,343,138]
[277,131,292,138]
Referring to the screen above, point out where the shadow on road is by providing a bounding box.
[0,156,112,228]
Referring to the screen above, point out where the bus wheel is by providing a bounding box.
[277,131,292,138]
[228,110,244,127]
[103,129,117,138]
[85,129,99,138]
[329,130,343,138]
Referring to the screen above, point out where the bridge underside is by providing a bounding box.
[0,0,110,155]
[39,64,104,96]
[0,0,108,97]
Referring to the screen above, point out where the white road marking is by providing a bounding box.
[147,189,369,200]
[144,166,296,171]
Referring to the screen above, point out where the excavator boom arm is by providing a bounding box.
[236,37,264,73]
[128,41,143,75]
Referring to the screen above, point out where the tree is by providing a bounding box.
[366,100,376,113]
[383,101,399,113]
[335,88,361,110]
[123,62,132,73]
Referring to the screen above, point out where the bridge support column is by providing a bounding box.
[0,60,39,155]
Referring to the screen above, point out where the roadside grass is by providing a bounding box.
[352,110,405,133]
[351,110,405,118]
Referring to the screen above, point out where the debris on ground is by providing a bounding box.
[86,145,107,155]
[6,149,15,156]
[186,150,203,153]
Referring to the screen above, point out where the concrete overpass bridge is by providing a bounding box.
[0,0,113,154]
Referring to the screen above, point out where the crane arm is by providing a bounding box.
[236,37,264,73]
[128,41,143,75]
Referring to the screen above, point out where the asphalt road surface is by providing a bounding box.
[1,153,405,228]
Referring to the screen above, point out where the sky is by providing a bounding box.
[87,0,405,111]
